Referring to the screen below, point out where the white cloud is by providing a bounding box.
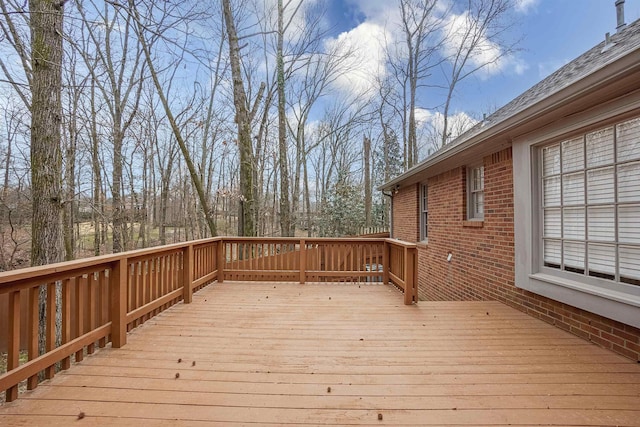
[514,0,539,14]
[345,0,400,25]
[324,22,390,98]
[414,108,478,154]
[442,11,507,78]
[512,58,529,75]
[259,0,323,43]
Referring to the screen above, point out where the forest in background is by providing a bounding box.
[0,0,519,270]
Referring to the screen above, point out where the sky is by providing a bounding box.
[315,0,640,130]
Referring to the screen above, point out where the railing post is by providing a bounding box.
[403,247,416,305]
[5,290,20,402]
[110,256,128,348]
[217,240,225,283]
[61,280,71,370]
[299,239,306,284]
[45,283,56,379]
[183,244,194,304]
[382,240,390,285]
[27,287,38,390]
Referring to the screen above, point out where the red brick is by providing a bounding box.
[589,334,613,349]
[600,332,625,347]
[611,327,640,344]
[626,340,640,354]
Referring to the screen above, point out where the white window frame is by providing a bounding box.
[420,183,428,241]
[467,164,485,220]
[514,109,640,329]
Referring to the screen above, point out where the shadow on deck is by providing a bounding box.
[1,282,639,426]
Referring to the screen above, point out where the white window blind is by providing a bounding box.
[620,246,640,281]
[587,167,614,203]
[586,127,614,167]
[617,117,640,162]
[541,116,640,286]
[618,162,640,202]
[562,137,584,172]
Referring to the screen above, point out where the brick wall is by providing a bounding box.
[392,184,419,243]
[400,147,640,362]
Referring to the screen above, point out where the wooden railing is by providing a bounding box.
[0,237,415,403]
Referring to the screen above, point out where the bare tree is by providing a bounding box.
[363,135,372,227]
[128,0,221,237]
[439,0,515,147]
[73,0,145,253]
[222,0,265,236]
[0,0,67,359]
[398,0,443,169]
[276,0,293,236]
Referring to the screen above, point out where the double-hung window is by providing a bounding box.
[420,184,428,241]
[467,165,485,220]
[541,116,640,285]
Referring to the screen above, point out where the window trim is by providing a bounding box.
[420,183,428,241]
[513,105,640,330]
[467,164,485,220]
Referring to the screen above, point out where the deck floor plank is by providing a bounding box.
[2,282,639,426]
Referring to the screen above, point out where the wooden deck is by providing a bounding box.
[1,282,639,426]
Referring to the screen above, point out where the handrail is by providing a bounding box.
[1,236,415,403]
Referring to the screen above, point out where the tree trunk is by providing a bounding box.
[276,0,292,237]
[222,0,255,236]
[363,135,372,227]
[90,80,102,256]
[112,120,124,252]
[63,92,78,261]
[29,0,65,359]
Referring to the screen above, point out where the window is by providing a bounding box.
[420,184,428,240]
[514,110,640,329]
[467,165,484,220]
[541,117,640,286]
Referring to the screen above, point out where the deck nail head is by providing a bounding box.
[327,387,331,393]
[77,412,85,420]
[178,358,182,363]
[378,413,383,420]
[175,373,180,379]
[192,361,196,366]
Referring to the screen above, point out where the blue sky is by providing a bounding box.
[316,0,640,127]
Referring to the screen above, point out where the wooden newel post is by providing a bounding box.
[217,240,225,283]
[183,245,194,304]
[110,257,128,348]
[5,290,20,402]
[403,247,416,305]
[299,239,306,284]
[27,287,38,390]
[382,240,390,285]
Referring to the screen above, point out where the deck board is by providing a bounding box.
[2,282,639,426]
